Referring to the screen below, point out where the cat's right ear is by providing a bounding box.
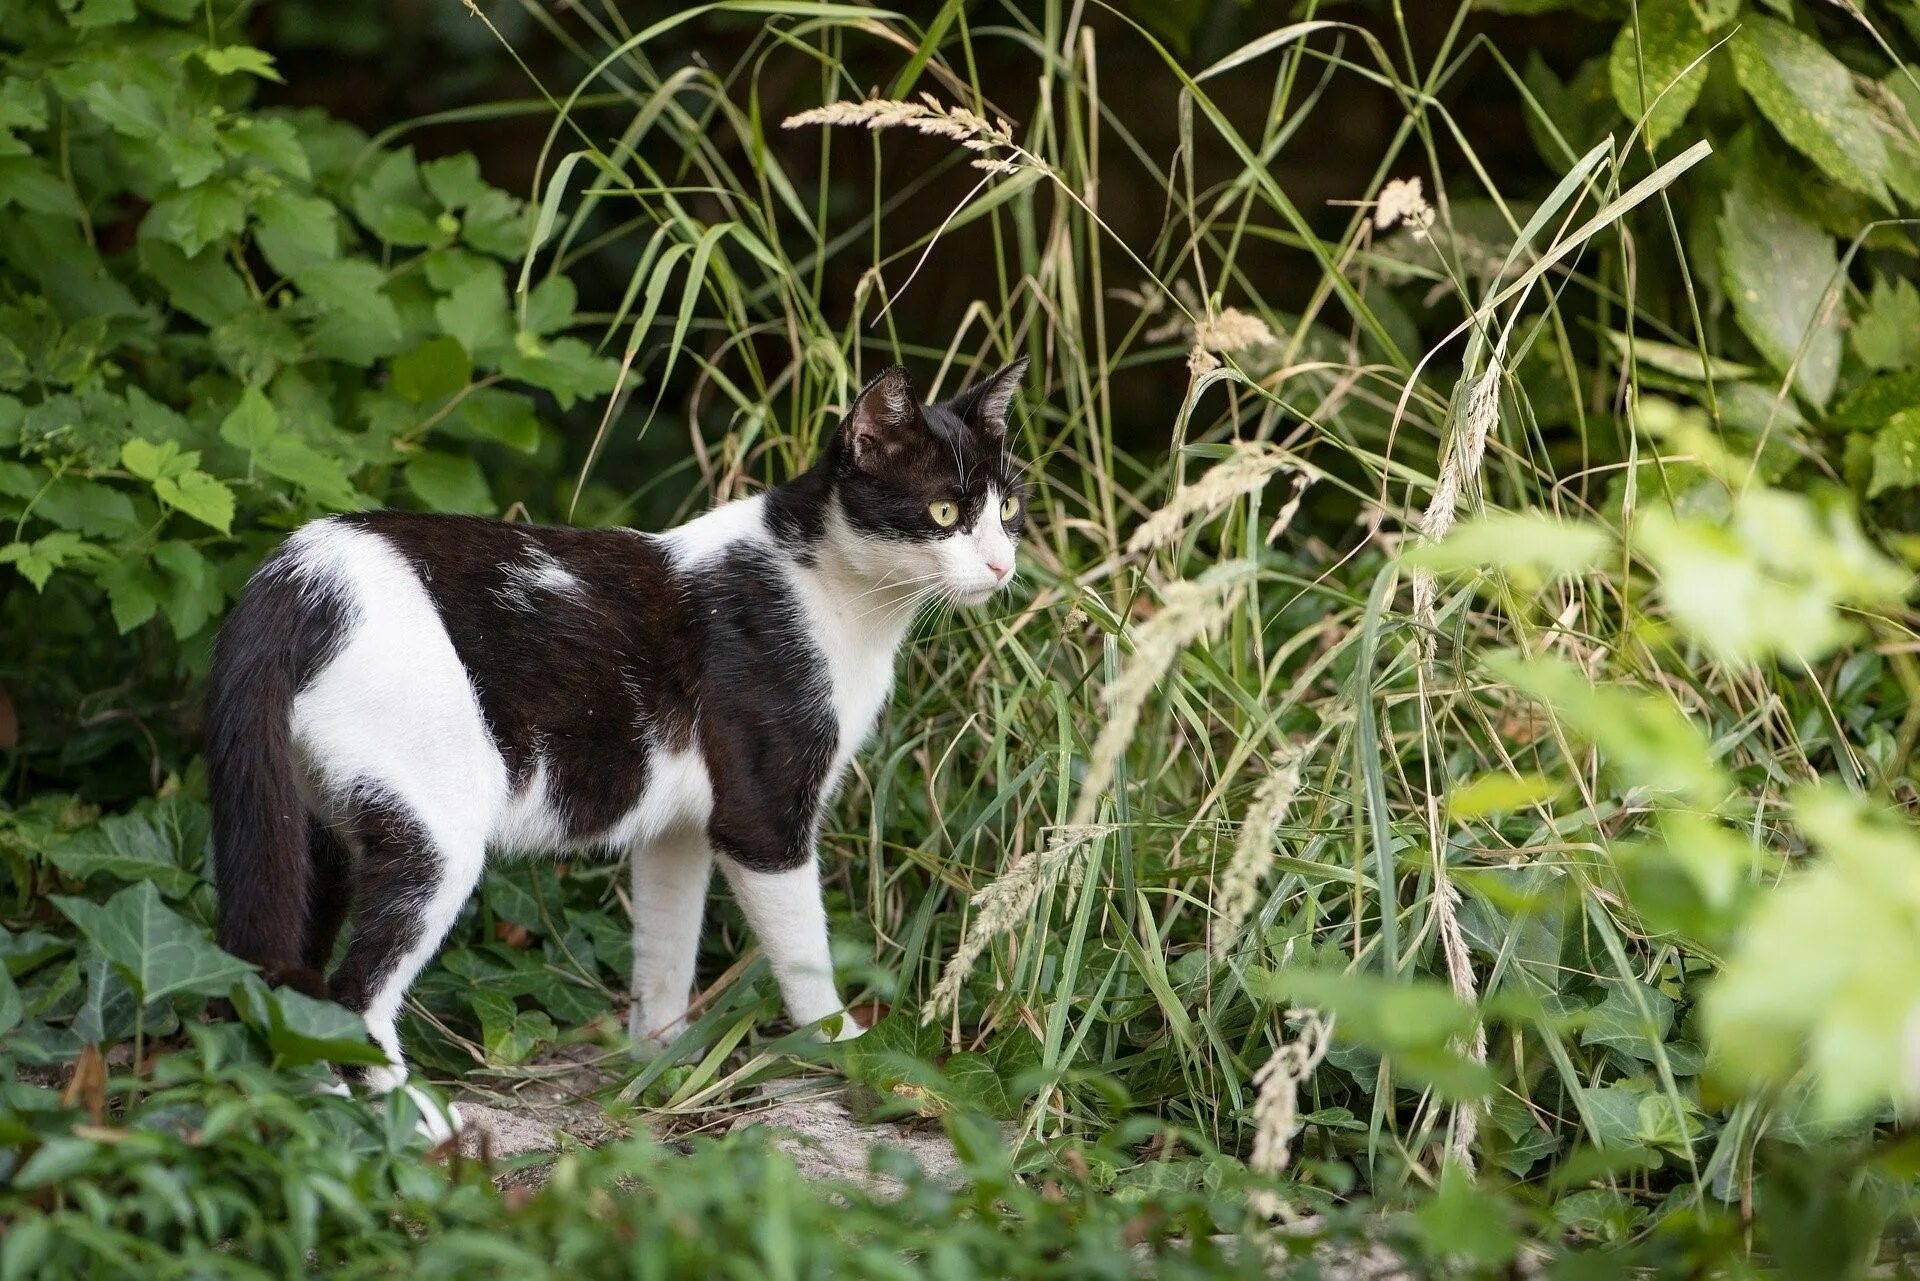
[844,365,918,471]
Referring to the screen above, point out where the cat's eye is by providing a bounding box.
[999,494,1020,522]
[928,500,959,528]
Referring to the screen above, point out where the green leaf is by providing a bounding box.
[145,180,248,257]
[223,118,308,180]
[1413,1164,1518,1266]
[1446,771,1562,821]
[1608,0,1709,147]
[199,45,283,82]
[1718,148,1842,406]
[500,335,618,411]
[100,561,160,633]
[1852,275,1920,372]
[406,449,495,515]
[1706,785,1920,1120]
[0,157,82,217]
[1579,981,1675,1061]
[53,881,252,1004]
[1407,511,1610,578]
[232,980,387,1068]
[42,806,199,897]
[291,260,402,345]
[1831,369,1920,431]
[433,267,512,358]
[218,387,362,511]
[420,153,490,210]
[1730,18,1892,208]
[457,388,540,453]
[254,190,339,276]
[155,469,235,534]
[391,336,472,404]
[1869,407,1920,498]
[0,531,92,590]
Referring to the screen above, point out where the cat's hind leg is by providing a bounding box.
[627,828,714,1049]
[327,797,487,1121]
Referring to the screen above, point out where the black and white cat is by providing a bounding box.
[206,361,1026,1118]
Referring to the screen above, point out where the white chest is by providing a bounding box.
[787,568,909,775]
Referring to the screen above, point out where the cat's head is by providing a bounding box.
[826,360,1029,606]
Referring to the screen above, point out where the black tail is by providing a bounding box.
[206,548,350,998]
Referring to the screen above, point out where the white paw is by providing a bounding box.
[362,1062,408,1095]
[398,1084,463,1145]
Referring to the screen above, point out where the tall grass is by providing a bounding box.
[449,0,1910,1249]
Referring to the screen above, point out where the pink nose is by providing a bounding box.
[987,559,1012,582]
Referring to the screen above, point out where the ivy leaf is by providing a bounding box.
[198,46,283,82]
[1731,17,1892,208]
[1718,148,1841,406]
[406,449,495,515]
[53,881,252,1004]
[1579,982,1675,1062]
[1870,408,1920,498]
[230,981,387,1068]
[43,805,199,897]
[1608,0,1710,147]
[1853,275,1920,372]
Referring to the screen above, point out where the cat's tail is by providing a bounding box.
[205,543,350,998]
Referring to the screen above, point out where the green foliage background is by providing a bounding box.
[6,0,1920,1275]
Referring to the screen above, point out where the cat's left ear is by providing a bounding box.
[946,357,1028,440]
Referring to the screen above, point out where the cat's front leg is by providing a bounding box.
[716,852,863,1041]
[628,828,715,1049]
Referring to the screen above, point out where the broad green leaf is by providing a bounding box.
[219,387,361,511]
[152,539,221,639]
[1853,275,1920,372]
[100,561,160,633]
[1731,18,1891,207]
[1832,369,1920,431]
[254,190,339,276]
[391,336,472,404]
[1608,0,1709,147]
[1637,488,1906,665]
[1579,981,1674,1061]
[500,335,618,410]
[0,157,83,217]
[1718,151,1841,406]
[457,388,540,453]
[421,153,489,210]
[1446,771,1562,820]
[433,268,512,358]
[0,531,93,590]
[1870,408,1920,498]
[1407,511,1611,578]
[1707,786,1920,1120]
[291,259,402,344]
[223,117,308,180]
[154,469,234,534]
[145,180,248,256]
[1414,1165,1518,1266]
[231,980,387,1068]
[0,965,18,1039]
[34,477,138,537]
[42,806,199,897]
[406,449,494,514]
[53,881,252,1003]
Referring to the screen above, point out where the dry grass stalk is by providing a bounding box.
[1434,878,1488,1171]
[1126,443,1302,554]
[1248,1009,1333,1223]
[1212,745,1305,954]
[923,825,1108,1024]
[1070,573,1247,828]
[782,95,1020,173]
[1410,364,1502,654]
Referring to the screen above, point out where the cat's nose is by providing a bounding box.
[986,557,1012,582]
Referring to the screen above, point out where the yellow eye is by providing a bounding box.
[1000,493,1020,522]
[928,500,959,528]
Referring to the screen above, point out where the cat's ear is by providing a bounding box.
[844,365,919,470]
[947,357,1028,440]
